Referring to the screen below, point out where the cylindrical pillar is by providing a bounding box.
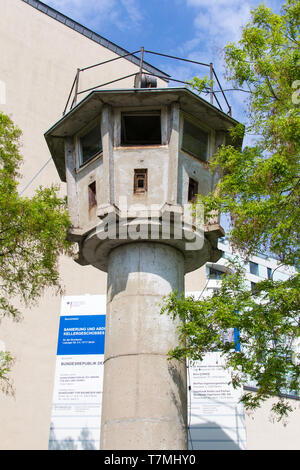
[100,242,187,450]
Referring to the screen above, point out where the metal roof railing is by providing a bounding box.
[62,47,235,117]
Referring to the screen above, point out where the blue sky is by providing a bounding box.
[45,0,283,122]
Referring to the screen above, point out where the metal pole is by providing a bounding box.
[139,46,144,88]
[81,50,140,72]
[63,73,77,116]
[77,73,137,95]
[213,67,232,115]
[209,63,213,105]
[144,50,210,68]
[73,68,80,107]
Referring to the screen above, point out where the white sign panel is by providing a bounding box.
[49,292,246,450]
[49,295,106,450]
[188,352,246,450]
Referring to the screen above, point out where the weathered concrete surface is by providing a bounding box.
[100,243,187,450]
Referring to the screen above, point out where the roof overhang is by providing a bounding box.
[45,87,242,182]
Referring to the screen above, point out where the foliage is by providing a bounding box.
[0,112,72,392]
[163,0,300,419]
[0,350,15,396]
[187,76,213,96]
[210,0,300,266]
[162,260,300,418]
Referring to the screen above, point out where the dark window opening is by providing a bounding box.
[88,181,97,209]
[251,281,256,292]
[249,261,259,276]
[207,267,224,280]
[121,112,161,146]
[267,267,272,280]
[188,178,198,202]
[80,124,102,166]
[182,119,208,162]
[134,169,148,194]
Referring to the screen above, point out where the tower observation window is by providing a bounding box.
[182,118,208,162]
[121,111,161,146]
[79,124,102,166]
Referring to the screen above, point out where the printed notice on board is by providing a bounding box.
[188,352,246,450]
[48,295,106,450]
[49,292,246,450]
[185,291,246,450]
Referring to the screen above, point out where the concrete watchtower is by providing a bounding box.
[45,85,241,450]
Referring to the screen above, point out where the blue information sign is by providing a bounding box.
[57,315,106,355]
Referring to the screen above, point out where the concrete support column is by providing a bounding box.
[167,102,180,205]
[64,137,79,228]
[100,242,187,450]
[101,104,114,206]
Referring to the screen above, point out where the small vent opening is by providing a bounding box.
[188,178,198,202]
[88,181,97,209]
[134,169,148,194]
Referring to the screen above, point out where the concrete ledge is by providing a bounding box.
[67,204,224,273]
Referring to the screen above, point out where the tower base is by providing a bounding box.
[100,242,187,450]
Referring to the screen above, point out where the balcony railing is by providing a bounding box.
[63,47,234,117]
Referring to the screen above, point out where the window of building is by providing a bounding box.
[207,267,224,280]
[182,118,208,162]
[121,111,161,146]
[249,261,259,276]
[134,169,148,194]
[250,281,256,292]
[188,178,198,202]
[79,123,102,166]
[267,267,272,280]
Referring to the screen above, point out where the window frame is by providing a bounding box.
[75,117,102,170]
[120,109,162,147]
[249,261,259,276]
[206,264,227,280]
[133,169,148,195]
[180,111,212,163]
[207,267,224,280]
[267,267,272,280]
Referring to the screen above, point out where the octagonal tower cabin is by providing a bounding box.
[45,81,243,450]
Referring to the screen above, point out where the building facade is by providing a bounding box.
[0,0,168,450]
